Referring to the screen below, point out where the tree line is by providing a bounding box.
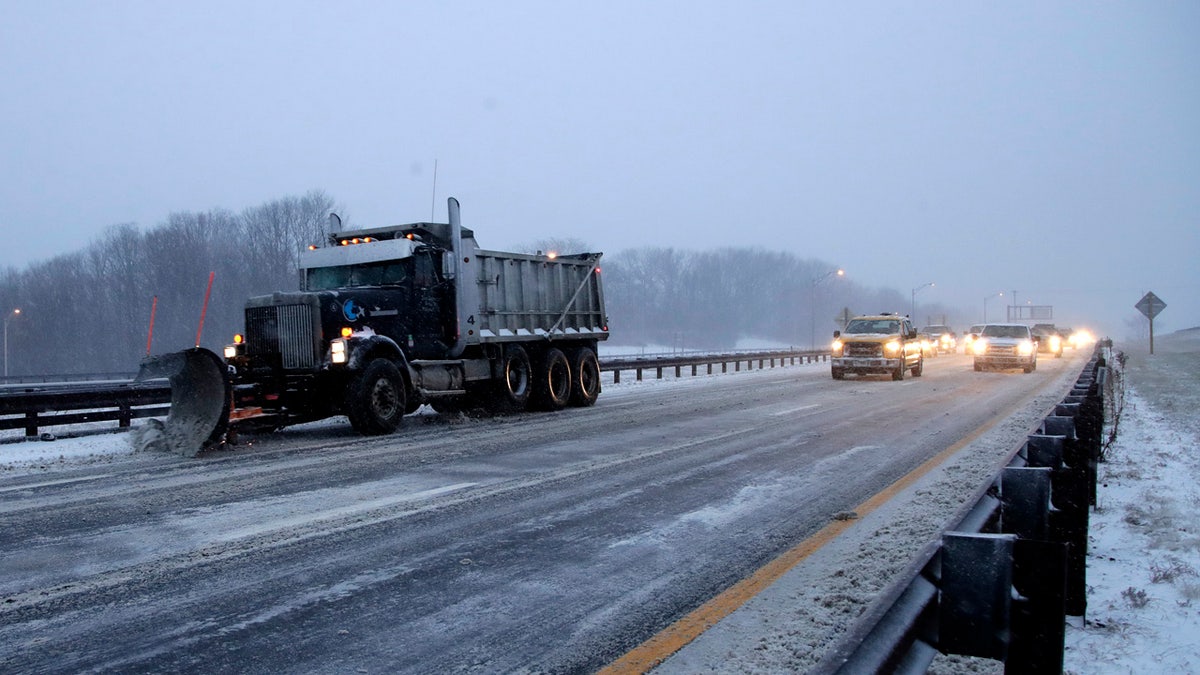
[1,191,335,375]
[1,192,960,376]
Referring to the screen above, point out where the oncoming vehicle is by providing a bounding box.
[918,330,939,359]
[960,324,984,354]
[831,313,923,381]
[1066,327,1095,349]
[1031,324,1064,358]
[972,323,1037,373]
[921,325,957,354]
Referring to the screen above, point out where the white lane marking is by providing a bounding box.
[771,404,820,417]
[0,473,114,494]
[214,482,479,543]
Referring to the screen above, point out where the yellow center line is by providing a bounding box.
[597,414,1007,674]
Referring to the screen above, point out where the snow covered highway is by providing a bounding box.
[0,351,1088,673]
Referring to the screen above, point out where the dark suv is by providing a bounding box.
[920,325,957,354]
[1031,324,1064,358]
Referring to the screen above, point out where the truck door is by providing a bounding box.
[411,249,452,357]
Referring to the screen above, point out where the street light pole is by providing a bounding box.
[983,292,1003,322]
[810,269,845,350]
[4,308,21,378]
[910,282,934,320]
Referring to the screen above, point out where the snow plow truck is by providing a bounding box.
[136,197,609,456]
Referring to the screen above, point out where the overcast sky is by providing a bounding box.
[2,2,1196,338]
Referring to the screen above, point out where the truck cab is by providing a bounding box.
[831,313,924,380]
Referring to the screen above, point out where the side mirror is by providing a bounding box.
[833,330,841,339]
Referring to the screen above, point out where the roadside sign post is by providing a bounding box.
[1134,291,1167,355]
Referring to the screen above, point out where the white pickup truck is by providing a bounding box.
[971,323,1037,373]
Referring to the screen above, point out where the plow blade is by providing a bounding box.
[132,348,231,457]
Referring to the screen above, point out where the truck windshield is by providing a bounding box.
[981,325,1028,339]
[306,260,411,290]
[844,319,900,334]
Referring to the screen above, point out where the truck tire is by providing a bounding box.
[492,344,532,412]
[345,359,407,435]
[912,355,923,377]
[531,347,572,411]
[892,361,906,381]
[568,346,601,407]
[831,368,845,380]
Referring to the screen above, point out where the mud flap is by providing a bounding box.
[131,348,231,457]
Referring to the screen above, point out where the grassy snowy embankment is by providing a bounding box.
[1062,329,1200,673]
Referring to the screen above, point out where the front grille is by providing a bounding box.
[246,304,318,369]
[846,343,883,358]
[986,345,1017,356]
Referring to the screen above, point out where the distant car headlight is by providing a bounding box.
[1050,335,1061,350]
[885,340,901,354]
[940,334,951,345]
[1018,340,1034,355]
[972,339,988,355]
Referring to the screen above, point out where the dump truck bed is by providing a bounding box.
[470,250,607,343]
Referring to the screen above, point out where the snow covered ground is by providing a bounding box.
[2,331,1197,673]
[1060,329,1200,674]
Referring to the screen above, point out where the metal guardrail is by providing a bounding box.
[603,348,828,382]
[812,343,1110,675]
[0,348,827,440]
[0,381,171,438]
[0,372,139,387]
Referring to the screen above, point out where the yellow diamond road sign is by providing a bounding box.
[1135,292,1167,320]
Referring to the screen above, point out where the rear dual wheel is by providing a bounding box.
[568,347,601,407]
[531,348,572,411]
[530,345,601,409]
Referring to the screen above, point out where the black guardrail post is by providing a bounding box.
[1001,466,1067,674]
[1010,538,1068,674]
[1001,467,1052,541]
[939,532,1015,661]
[1041,415,1087,618]
[1025,434,1065,472]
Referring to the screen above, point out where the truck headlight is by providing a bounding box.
[331,338,348,365]
[1018,340,1034,355]
[972,339,988,355]
[831,339,843,356]
[885,340,901,354]
[223,334,245,360]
